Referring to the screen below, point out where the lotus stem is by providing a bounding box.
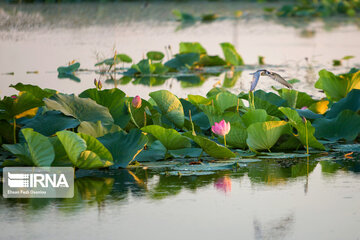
[13,117,16,144]
[224,135,227,147]
[305,118,309,154]
[128,102,140,128]
[144,110,147,127]
[249,91,255,110]
[236,98,240,113]
[189,110,195,135]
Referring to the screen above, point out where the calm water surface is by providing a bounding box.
[1,2,360,98]
[1,3,360,240]
[1,158,360,239]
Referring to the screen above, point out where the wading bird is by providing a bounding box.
[249,69,293,91]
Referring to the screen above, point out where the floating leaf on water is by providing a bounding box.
[233,149,257,158]
[161,171,215,176]
[57,62,80,74]
[258,152,310,159]
[171,162,236,171]
[168,148,203,158]
[333,144,360,152]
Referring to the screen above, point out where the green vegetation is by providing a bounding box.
[1,60,360,170]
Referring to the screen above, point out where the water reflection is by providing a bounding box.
[1,158,359,211]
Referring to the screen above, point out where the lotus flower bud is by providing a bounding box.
[94,78,98,88]
[132,95,142,109]
[98,80,102,90]
[11,95,17,99]
[211,120,231,136]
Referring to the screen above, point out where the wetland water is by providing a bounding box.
[0,2,360,240]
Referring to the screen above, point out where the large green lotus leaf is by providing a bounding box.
[56,130,86,164]
[246,121,289,151]
[199,105,241,126]
[78,121,122,138]
[95,54,132,66]
[57,62,80,74]
[10,83,55,100]
[252,91,286,118]
[21,128,55,166]
[127,97,153,129]
[275,88,316,109]
[164,53,199,70]
[0,119,14,143]
[279,107,325,150]
[134,140,166,162]
[179,42,207,54]
[133,59,156,74]
[313,110,360,141]
[296,109,324,120]
[198,55,226,67]
[97,129,147,168]
[149,90,184,128]
[315,69,360,101]
[22,110,80,137]
[168,148,203,158]
[241,109,271,128]
[183,132,235,159]
[76,133,113,169]
[0,92,45,120]
[188,95,212,106]
[44,93,114,124]
[180,99,210,130]
[79,88,129,128]
[207,87,230,98]
[141,125,191,150]
[279,88,298,108]
[325,89,360,119]
[220,42,244,66]
[48,136,72,166]
[146,51,165,61]
[218,122,247,149]
[2,142,33,166]
[212,91,243,112]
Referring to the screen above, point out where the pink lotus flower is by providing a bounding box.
[214,176,232,193]
[11,95,17,99]
[301,106,308,110]
[212,120,231,147]
[211,120,230,136]
[132,95,142,109]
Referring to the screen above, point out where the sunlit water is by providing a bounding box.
[1,2,360,98]
[1,2,360,239]
[1,158,360,240]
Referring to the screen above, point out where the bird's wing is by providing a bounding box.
[265,72,293,89]
[250,71,261,91]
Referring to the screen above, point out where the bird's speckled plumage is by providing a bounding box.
[249,70,293,91]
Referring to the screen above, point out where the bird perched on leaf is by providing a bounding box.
[249,69,293,91]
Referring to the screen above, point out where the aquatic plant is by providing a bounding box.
[1,68,360,170]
